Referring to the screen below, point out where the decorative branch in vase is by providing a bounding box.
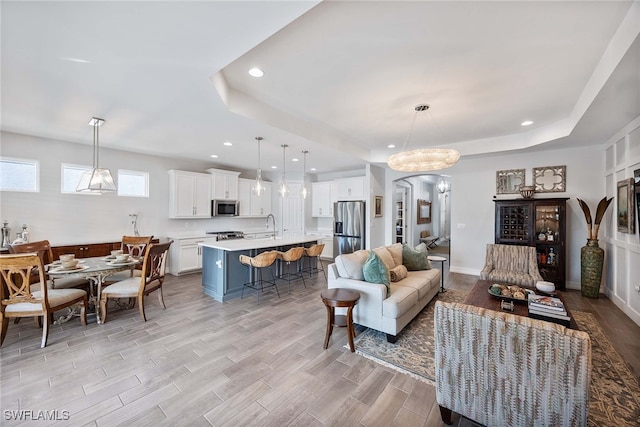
[576,197,613,298]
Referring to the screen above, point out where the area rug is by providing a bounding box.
[352,289,640,427]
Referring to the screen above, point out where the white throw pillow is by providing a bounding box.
[335,249,370,280]
[373,246,395,270]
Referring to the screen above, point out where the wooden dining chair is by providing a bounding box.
[0,253,88,348]
[99,241,172,323]
[105,235,153,284]
[8,240,89,290]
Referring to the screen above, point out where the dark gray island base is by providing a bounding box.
[200,235,319,302]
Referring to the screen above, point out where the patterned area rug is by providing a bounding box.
[352,289,640,427]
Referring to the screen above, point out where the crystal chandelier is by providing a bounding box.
[278,144,289,197]
[387,105,460,172]
[76,117,117,193]
[252,136,265,196]
[300,150,309,199]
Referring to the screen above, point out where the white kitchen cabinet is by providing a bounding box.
[311,182,333,217]
[168,170,212,218]
[335,176,365,200]
[320,237,334,259]
[237,179,272,217]
[169,236,216,275]
[207,168,240,200]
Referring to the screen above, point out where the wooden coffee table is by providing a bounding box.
[464,279,578,330]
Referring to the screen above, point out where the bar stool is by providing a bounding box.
[275,247,306,293]
[240,251,279,303]
[302,243,326,281]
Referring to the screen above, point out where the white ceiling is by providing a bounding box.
[2,1,639,176]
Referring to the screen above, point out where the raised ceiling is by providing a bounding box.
[2,1,639,175]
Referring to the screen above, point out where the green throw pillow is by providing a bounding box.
[362,251,391,297]
[402,243,432,271]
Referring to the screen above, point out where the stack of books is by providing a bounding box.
[528,294,571,327]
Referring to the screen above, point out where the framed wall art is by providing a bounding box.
[417,199,431,224]
[374,196,383,218]
[617,178,635,234]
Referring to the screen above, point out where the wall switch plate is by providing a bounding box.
[635,285,640,293]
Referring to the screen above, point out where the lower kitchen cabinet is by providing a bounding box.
[168,237,217,275]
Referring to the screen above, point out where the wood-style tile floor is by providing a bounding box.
[1,260,638,426]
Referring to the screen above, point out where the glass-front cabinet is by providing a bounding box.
[494,198,568,290]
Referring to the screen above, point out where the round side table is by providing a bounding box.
[428,255,447,292]
[321,288,360,352]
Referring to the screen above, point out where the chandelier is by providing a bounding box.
[252,136,265,196]
[387,104,460,172]
[76,117,117,193]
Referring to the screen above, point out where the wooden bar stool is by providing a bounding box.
[321,288,360,352]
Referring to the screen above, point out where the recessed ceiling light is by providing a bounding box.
[310,167,317,171]
[292,158,299,162]
[271,165,278,169]
[387,144,396,148]
[248,67,264,78]
[210,154,218,158]
[61,57,90,64]
[223,141,232,146]
[521,120,534,126]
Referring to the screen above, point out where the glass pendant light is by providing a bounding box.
[278,144,289,197]
[252,136,265,196]
[76,117,117,193]
[300,150,309,199]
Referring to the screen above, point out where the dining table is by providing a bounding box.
[47,256,140,324]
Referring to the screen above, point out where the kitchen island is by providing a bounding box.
[200,235,319,302]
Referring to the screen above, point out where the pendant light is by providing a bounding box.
[252,136,265,196]
[278,144,289,197]
[76,117,117,193]
[388,104,460,172]
[300,150,309,199]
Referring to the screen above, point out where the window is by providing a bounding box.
[118,169,148,197]
[61,163,93,194]
[0,157,39,192]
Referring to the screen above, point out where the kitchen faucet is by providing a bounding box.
[266,214,276,240]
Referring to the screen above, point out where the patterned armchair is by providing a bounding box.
[434,301,591,427]
[480,243,543,286]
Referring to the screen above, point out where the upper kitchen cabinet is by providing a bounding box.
[335,177,365,201]
[207,168,240,200]
[238,178,272,217]
[312,181,333,217]
[168,170,212,218]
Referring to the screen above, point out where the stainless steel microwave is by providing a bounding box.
[212,200,239,217]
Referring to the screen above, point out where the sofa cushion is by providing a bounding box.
[386,243,403,268]
[363,251,390,296]
[373,246,395,270]
[383,285,418,319]
[402,243,432,270]
[389,264,408,282]
[335,249,370,280]
[397,269,439,299]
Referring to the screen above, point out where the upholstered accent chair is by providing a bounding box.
[434,301,591,427]
[480,243,543,286]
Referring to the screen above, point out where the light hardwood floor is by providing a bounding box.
[1,259,638,426]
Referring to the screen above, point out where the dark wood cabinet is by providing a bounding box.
[494,198,569,290]
[51,239,159,261]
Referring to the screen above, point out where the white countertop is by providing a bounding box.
[199,234,320,251]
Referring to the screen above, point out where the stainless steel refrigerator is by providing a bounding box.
[333,200,365,258]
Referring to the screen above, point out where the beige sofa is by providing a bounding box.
[327,243,441,343]
[435,301,591,426]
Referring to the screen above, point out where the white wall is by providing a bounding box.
[603,116,640,325]
[0,131,275,245]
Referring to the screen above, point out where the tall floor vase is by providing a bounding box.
[581,239,604,298]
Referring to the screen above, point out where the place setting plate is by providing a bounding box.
[105,258,139,266]
[50,264,90,273]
